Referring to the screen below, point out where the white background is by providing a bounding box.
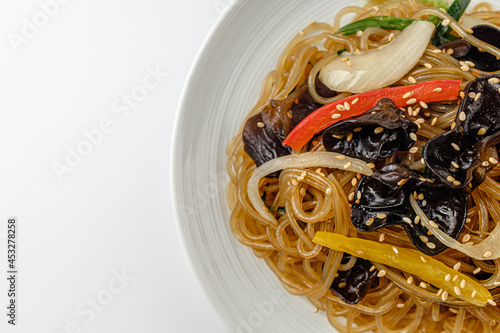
[0,0,227,332]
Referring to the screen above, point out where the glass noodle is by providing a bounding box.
[226,1,500,331]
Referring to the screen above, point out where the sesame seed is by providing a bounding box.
[451,161,460,168]
[410,133,417,141]
[393,246,399,254]
[441,291,448,301]
[447,176,455,182]
[352,97,359,105]
[459,112,466,121]
[451,143,460,151]
[475,92,482,101]
[422,200,427,207]
[409,147,418,154]
[409,76,417,84]
[403,91,414,99]
[348,192,355,201]
[425,63,433,69]
[462,234,471,243]
[419,235,429,243]
[344,161,352,169]
[483,251,492,258]
[482,161,490,167]
[433,87,443,93]
[408,106,413,116]
[341,57,349,62]
[297,176,304,182]
[437,289,443,297]
[374,127,384,134]
[379,233,385,242]
[388,32,395,42]
[367,163,375,169]
[326,188,333,195]
[420,282,428,288]
[431,117,438,126]
[414,216,420,224]
[357,191,362,200]
[369,265,376,272]
[477,127,486,135]
[332,113,342,119]
[488,299,497,306]
[413,191,418,199]
[453,180,462,186]
[432,49,442,54]
[377,213,387,219]
[403,217,412,224]
[445,274,451,282]
[490,157,498,164]
[420,256,427,263]
[451,121,456,129]
[353,127,362,133]
[346,61,353,67]
[300,188,306,196]
[344,102,351,110]
[442,19,450,26]
[347,133,353,141]
[461,65,470,72]
[468,92,476,99]
[489,77,500,84]
[356,249,365,256]
[407,98,417,105]
[429,220,439,229]
[416,118,425,124]
[453,274,459,282]
[351,178,358,186]
[366,218,374,226]
[454,286,462,296]
[466,28,474,34]
[454,262,461,271]
[356,30,363,37]
[426,242,436,249]
[473,267,481,274]
[291,179,298,186]
[447,48,454,55]
[338,282,346,288]
[417,193,425,200]
[471,290,477,299]
[257,122,265,128]
[377,270,386,277]
[336,104,345,111]
[396,302,404,308]
[335,155,346,160]
[357,173,362,180]
[460,279,466,288]
[287,111,293,119]
[332,134,344,140]
[460,91,465,99]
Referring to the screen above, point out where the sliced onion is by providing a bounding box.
[247,152,374,224]
[319,20,435,93]
[410,196,500,260]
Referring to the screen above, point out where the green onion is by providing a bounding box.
[432,0,471,46]
[336,16,417,36]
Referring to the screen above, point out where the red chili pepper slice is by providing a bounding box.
[282,80,461,151]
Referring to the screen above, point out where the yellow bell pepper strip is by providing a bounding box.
[282,80,461,151]
[313,232,493,307]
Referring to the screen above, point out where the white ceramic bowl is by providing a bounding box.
[172,0,487,332]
